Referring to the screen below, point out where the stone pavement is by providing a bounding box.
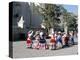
[13,39,78,58]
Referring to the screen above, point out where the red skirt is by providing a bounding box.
[26,39,32,47]
[50,39,56,43]
[26,40,32,44]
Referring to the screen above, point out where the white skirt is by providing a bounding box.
[56,42,62,49]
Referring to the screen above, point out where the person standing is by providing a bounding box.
[32,34,40,49]
[69,32,75,45]
[56,31,63,49]
[62,33,69,47]
[49,33,56,50]
[39,30,46,49]
[26,35,32,48]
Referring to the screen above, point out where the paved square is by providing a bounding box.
[13,39,78,58]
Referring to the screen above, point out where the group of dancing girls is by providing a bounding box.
[26,30,75,50]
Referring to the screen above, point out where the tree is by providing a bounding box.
[38,4,62,33]
[63,12,71,33]
[60,6,78,33]
[68,15,78,31]
[30,3,78,34]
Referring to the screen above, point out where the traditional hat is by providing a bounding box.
[58,31,61,34]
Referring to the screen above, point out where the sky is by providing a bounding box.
[31,2,78,15]
[63,5,78,15]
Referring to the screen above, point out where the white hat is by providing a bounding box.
[58,31,61,34]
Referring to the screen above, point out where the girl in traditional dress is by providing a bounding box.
[69,32,74,45]
[62,33,69,48]
[26,35,32,48]
[32,34,40,49]
[49,34,56,50]
[56,31,63,49]
[39,31,46,49]
[26,31,33,48]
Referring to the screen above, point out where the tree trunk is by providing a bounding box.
[64,26,68,34]
[64,22,68,34]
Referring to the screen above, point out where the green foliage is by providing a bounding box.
[31,3,78,32]
[68,15,77,31]
[38,4,62,30]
